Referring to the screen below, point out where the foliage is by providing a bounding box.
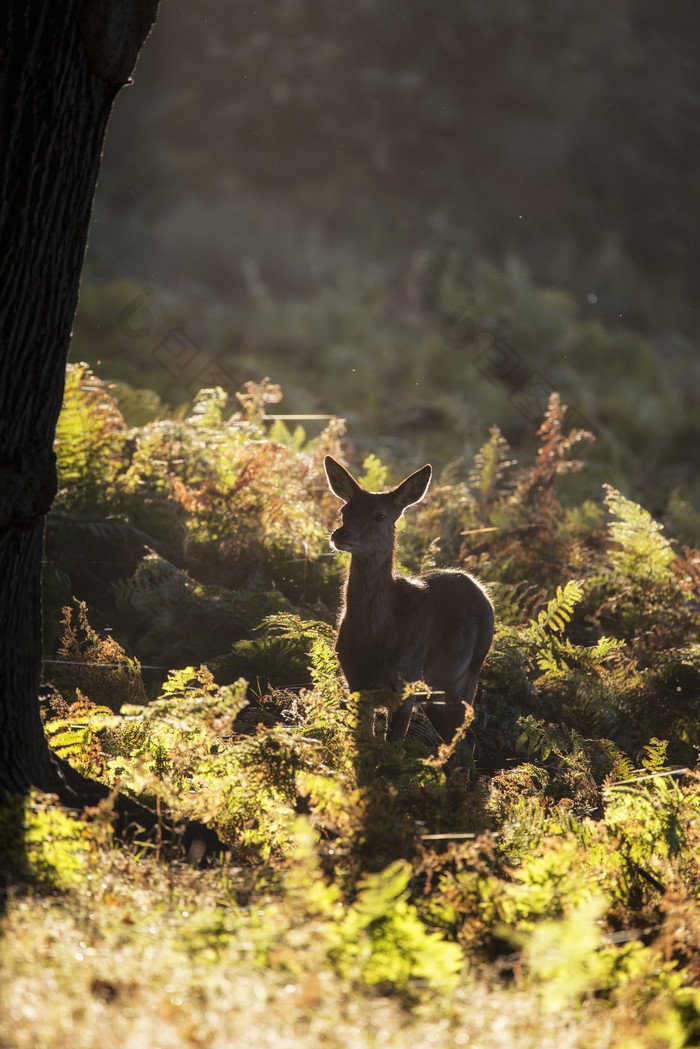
[328,860,464,993]
[528,580,584,638]
[50,598,146,712]
[45,366,344,673]
[7,373,700,1047]
[54,362,127,511]
[0,792,99,891]
[605,487,677,589]
[71,247,700,525]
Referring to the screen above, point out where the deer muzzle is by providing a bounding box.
[330,526,352,551]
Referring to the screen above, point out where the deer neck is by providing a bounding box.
[344,548,394,621]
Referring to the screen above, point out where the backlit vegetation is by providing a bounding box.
[2,365,700,1048]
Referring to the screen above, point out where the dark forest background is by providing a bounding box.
[74,0,700,516]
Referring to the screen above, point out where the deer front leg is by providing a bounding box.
[386,692,415,742]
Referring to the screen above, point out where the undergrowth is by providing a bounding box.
[3,367,700,1048]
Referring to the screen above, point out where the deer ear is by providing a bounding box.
[391,464,432,512]
[324,456,361,502]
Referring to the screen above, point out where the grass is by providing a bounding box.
[0,822,592,1049]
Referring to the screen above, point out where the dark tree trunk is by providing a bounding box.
[0,2,221,864]
[0,2,158,797]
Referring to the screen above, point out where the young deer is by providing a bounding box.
[324,455,494,750]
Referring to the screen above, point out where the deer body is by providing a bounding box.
[325,456,494,746]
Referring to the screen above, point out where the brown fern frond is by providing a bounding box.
[672,546,700,599]
[513,392,594,507]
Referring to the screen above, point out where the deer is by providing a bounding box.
[324,455,494,758]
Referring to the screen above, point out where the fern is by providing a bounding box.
[54,363,126,510]
[603,774,700,879]
[259,612,335,645]
[514,392,594,508]
[51,600,145,712]
[358,453,391,492]
[235,376,283,424]
[601,745,636,783]
[536,634,623,676]
[44,691,116,776]
[328,860,464,993]
[639,737,670,775]
[113,552,188,616]
[189,385,229,428]
[267,417,308,454]
[558,674,629,741]
[588,635,625,662]
[517,715,566,764]
[210,613,337,694]
[529,580,584,638]
[469,426,514,505]
[604,485,676,588]
[516,716,630,795]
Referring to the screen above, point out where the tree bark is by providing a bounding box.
[0,2,158,797]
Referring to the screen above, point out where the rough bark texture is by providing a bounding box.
[0,2,157,797]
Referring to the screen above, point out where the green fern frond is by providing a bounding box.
[639,738,669,774]
[517,715,561,763]
[517,716,593,776]
[601,745,637,783]
[259,612,334,644]
[54,363,126,510]
[113,553,188,615]
[267,418,308,454]
[564,677,627,740]
[604,485,676,588]
[470,426,513,504]
[358,453,391,492]
[536,635,624,676]
[517,715,626,786]
[529,581,584,637]
[535,648,560,675]
[588,636,624,662]
[189,386,229,428]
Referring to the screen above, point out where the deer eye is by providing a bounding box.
[374,512,386,522]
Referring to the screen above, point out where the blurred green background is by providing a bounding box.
[73,0,700,520]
